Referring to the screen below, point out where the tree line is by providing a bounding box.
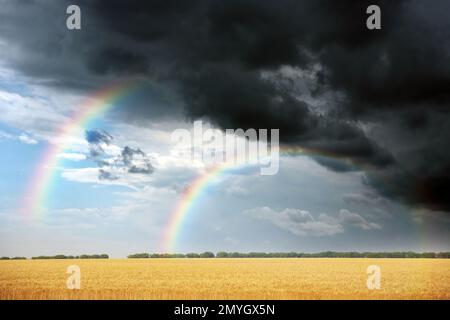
[31,254,109,259]
[0,254,109,260]
[3,252,450,260]
[128,252,215,259]
[128,251,450,259]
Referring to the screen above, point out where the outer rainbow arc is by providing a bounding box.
[21,80,141,219]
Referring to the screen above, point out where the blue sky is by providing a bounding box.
[0,71,447,258]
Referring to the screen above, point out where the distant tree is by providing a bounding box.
[422,252,436,258]
[230,252,242,258]
[200,251,215,258]
[28,254,109,260]
[123,251,450,259]
[437,252,450,258]
[128,253,150,259]
[252,252,269,258]
[216,252,228,258]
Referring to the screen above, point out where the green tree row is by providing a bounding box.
[30,254,109,260]
[127,251,450,259]
[3,252,450,260]
[128,252,215,258]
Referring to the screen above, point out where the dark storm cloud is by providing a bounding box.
[86,46,149,76]
[1,0,450,212]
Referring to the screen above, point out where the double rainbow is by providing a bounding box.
[21,82,376,253]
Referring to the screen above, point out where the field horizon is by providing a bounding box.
[1,258,449,300]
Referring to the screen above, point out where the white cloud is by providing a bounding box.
[338,209,381,230]
[0,89,67,140]
[343,191,393,218]
[244,207,344,237]
[244,206,381,237]
[57,152,86,161]
[0,130,37,145]
[61,167,146,190]
[18,133,37,144]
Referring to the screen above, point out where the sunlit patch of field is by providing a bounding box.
[0,258,449,299]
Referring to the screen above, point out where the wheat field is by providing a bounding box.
[0,258,449,299]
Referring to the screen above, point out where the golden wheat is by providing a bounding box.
[0,258,449,299]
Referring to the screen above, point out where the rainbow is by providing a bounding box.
[161,145,366,253]
[161,161,245,252]
[22,80,141,219]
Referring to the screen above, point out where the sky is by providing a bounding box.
[0,0,449,257]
